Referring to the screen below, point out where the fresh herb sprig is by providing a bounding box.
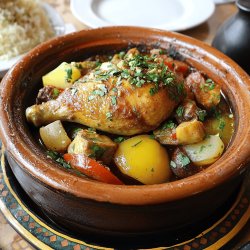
[47,150,71,169]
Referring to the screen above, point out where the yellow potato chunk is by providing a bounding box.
[114,135,171,184]
[176,120,205,145]
[39,120,71,152]
[42,62,81,89]
[183,135,224,166]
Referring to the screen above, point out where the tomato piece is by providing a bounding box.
[171,133,177,140]
[172,60,189,75]
[63,153,123,185]
[163,58,189,75]
[163,58,175,71]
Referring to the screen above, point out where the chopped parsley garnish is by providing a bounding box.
[149,134,155,139]
[92,89,106,97]
[95,61,102,67]
[87,127,96,132]
[91,84,108,98]
[52,88,60,98]
[159,49,166,55]
[47,150,71,169]
[196,109,207,121]
[201,78,216,92]
[119,51,125,59]
[65,68,73,82]
[56,157,71,169]
[74,63,83,69]
[114,136,126,143]
[211,107,222,119]
[170,161,177,169]
[91,51,184,99]
[176,106,184,117]
[94,69,120,81]
[131,140,142,147]
[97,84,108,92]
[219,119,226,130]
[206,78,215,90]
[120,69,130,79]
[177,152,190,167]
[162,120,176,130]
[46,150,58,159]
[176,82,185,95]
[111,95,117,105]
[89,145,105,159]
[149,86,158,96]
[116,76,123,86]
[106,112,112,120]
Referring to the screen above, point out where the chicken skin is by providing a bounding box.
[26,49,184,135]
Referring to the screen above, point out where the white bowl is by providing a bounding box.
[0,3,65,78]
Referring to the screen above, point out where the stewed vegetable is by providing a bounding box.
[26,47,234,185]
[114,135,171,184]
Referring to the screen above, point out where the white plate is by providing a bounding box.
[0,3,65,78]
[71,0,215,31]
[213,0,235,4]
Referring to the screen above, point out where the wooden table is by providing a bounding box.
[0,1,249,249]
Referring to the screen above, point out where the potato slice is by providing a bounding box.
[183,135,224,166]
[176,120,205,145]
[39,120,71,152]
[42,62,81,89]
[114,135,171,184]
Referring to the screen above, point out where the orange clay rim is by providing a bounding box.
[0,26,250,205]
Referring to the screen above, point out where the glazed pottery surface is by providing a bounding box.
[0,27,250,237]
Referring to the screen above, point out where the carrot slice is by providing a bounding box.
[63,153,123,185]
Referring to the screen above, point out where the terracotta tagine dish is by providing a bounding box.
[0,27,249,245]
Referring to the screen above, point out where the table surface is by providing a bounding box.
[0,1,249,249]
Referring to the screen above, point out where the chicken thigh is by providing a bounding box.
[26,50,183,135]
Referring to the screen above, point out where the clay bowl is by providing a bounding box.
[0,27,250,244]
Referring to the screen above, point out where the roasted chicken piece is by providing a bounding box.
[185,72,221,109]
[26,79,177,135]
[26,50,184,136]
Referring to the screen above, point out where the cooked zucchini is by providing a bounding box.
[183,135,224,166]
